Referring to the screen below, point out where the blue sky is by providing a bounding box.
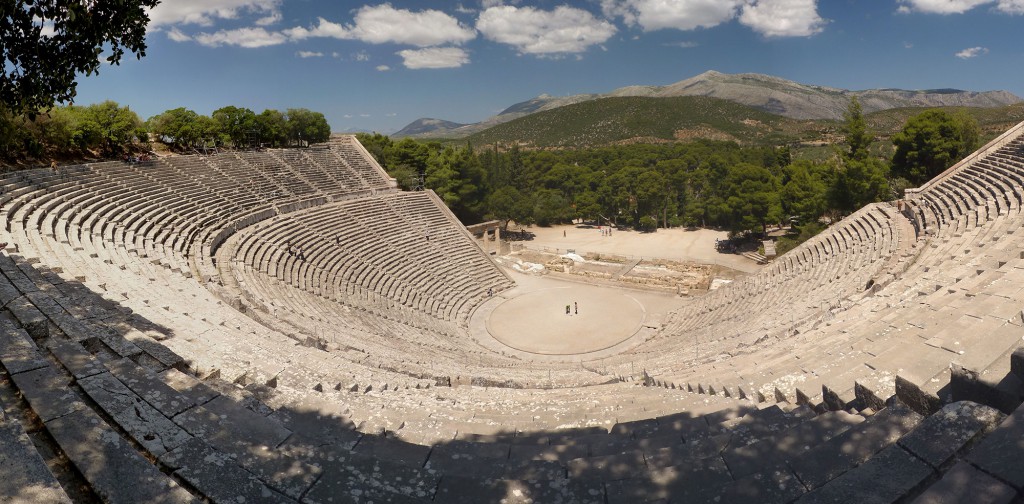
[72,0,1024,133]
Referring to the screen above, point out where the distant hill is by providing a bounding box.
[462,95,817,148]
[395,70,1021,139]
[392,118,467,137]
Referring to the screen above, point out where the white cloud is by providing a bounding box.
[166,27,192,42]
[955,46,988,58]
[376,65,392,71]
[254,11,282,26]
[739,0,825,37]
[353,51,371,62]
[997,0,1024,12]
[602,0,742,31]
[193,27,288,48]
[397,47,471,69]
[344,114,354,118]
[297,50,323,58]
[287,5,476,47]
[283,17,348,40]
[387,113,397,117]
[896,0,992,14]
[476,5,617,55]
[148,0,280,27]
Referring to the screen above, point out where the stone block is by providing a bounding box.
[0,408,72,504]
[797,445,933,504]
[898,401,1003,470]
[910,462,1015,504]
[159,438,294,504]
[965,400,1024,491]
[78,372,192,458]
[46,409,199,504]
[790,403,922,490]
[0,321,48,375]
[45,337,106,379]
[10,366,85,422]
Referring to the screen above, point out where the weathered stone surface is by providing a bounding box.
[0,407,72,504]
[0,320,48,375]
[10,366,85,422]
[604,456,732,504]
[103,358,194,417]
[45,337,106,380]
[898,401,1003,470]
[965,400,1024,491]
[567,450,646,481]
[296,442,441,504]
[910,461,1016,504]
[790,403,922,490]
[159,437,295,504]
[717,465,807,504]
[173,394,319,498]
[353,434,432,467]
[434,475,603,504]
[46,408,199,504]
[797,445,933,504]
[7,296,49,338]
[78,372,192,458]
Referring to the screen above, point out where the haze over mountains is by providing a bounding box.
[393,71,1022,139]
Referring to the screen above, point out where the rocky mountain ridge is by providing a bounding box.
[393,70,1021,138]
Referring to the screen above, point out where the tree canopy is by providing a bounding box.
[2,0,159,114]
[891,109,980,185]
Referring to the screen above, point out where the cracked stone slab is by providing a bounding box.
[46,408,199,504]
[103,358,194,417]
[171,395,314,498]
[159,437,295,504]
[78,372,192,458]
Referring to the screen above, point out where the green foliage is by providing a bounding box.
[827,158,890,215]
[891,109,981,185]
[637,215,658,232]
[255,109,288,147]
[843,97,872,161]
[781,160,828,225]
[465,96,807,148]
[485,186,532,229]
[1,0,159,114]
[147,108,209,149]
[286,108,331,146]
[775,222,826,256]
[724,163,782,233]
[213,106,257,147]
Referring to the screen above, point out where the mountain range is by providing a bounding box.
[393,70,1022,139]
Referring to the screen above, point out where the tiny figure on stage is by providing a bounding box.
[574,302,578,315]
[566,304,570,315]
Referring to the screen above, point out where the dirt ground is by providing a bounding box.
[509,223,763,274]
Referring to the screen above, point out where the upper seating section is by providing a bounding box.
[0,137,397,274]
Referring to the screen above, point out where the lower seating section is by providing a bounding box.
[2,253,1022,502]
